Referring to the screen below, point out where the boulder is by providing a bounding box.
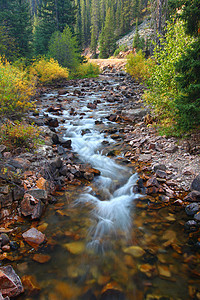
[0,265,23,298]
[185,203,199,216]
[21,194,44,220]
[184,191,200,202]
[27,189,48,200]
[191,174,200,192]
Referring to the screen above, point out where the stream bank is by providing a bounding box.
[0,66,200,300]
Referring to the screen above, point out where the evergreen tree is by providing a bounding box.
[132,18,145,51]
[99,7,116,58]
[33,0,76,55]
[33,0,56,55]
[90,0,100,56]
[0,0,33,58]
[48,25,81,69]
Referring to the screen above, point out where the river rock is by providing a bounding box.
[123,245,145,258]
[22,228,46,246]
[184,220,199,231]
[0,234,10,247]
[185,203,199,216]
[27,189,48,200]
[146,176,160,188]
[87,103,97,109]
[0,193,13,208]
[21,275,40,296]
[7,158,31,171]
[0,292,9,300]
[60,139,72,149]
[152,164,167,172]
[45,117,59,127]
[184,191,200,202]
[63,241,85,255]
[165,145,178,153]
[21,194,44,220]
[0,265,24,298]
[191,174,200,192]
[194,212,200,222]
[156,169,167,179]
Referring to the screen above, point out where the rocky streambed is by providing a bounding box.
[0,67,200,300]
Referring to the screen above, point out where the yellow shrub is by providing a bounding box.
[126,50,154,81]
[0,121,41,151]
[0,56,36,118]
[30,57,69,84]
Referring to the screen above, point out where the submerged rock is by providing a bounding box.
[123,246,145,258]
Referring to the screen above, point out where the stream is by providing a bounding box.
[13,74,200,300]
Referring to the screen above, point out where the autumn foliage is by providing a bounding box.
[29,57,69,85]
[0,56,36,118]
[0,121,41,151]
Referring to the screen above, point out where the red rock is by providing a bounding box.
[87,103,97,109]
[0,265,23,298]
[22,228,46,246]
[21,194,43,220]
[146,176,160,188]
[0,292,9,299]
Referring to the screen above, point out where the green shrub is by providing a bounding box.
[143,20,194,131]
[72,62,100,79]
[175,39,200,131]
[0,121,41,151]
[126,50,154,81]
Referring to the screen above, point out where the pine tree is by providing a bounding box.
[33,0,76,55]
[0,0,33,58]
[99,7,116,58]
[90,0,100,56]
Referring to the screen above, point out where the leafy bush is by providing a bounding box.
[0,121,41,151]
[48,26,80,70]
[0,56,36,118]
[143,20,194,130]
[126,50,154,81]
[72,62,100,79]
[29,57,69,84]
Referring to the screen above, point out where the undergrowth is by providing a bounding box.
[0,121,41,151]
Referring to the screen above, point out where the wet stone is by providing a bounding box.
[0,265,24,298]
[184,191,200,202]
[191,174,200,192]
[184,220,199,231]
[194,212,200,222]
[185,203,199,216]
[22,228,46,246]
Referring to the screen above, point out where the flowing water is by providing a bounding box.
[14,75,200,300]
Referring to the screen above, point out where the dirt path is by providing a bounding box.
[89,58,127,71]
